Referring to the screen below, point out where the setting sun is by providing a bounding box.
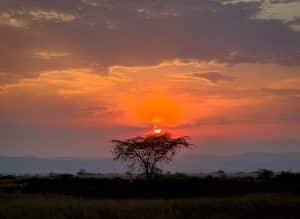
[153,128,162,134]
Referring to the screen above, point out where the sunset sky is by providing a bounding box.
[1,0,300,157]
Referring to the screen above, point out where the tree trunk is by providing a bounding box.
[145,167,150,180]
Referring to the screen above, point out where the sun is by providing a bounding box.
[153,126,162,134]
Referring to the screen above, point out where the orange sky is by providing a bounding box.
[1,0,300,157]
[1,60,300,156]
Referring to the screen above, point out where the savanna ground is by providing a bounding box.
[1,171,300,218]
[1,193,300,219]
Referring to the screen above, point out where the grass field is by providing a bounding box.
[0,193,300,219]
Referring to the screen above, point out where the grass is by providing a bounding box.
[0,193,300,219]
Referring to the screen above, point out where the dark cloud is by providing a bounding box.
[266,0,300,3]
[222,0,300,3]
[287,17,300,26]
[260,88,300,96]
[192,72,234,83]
[75,106,121,117]
[221,0,300,4]
[0,0,300,84]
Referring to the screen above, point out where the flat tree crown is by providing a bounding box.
[111,132,191,179]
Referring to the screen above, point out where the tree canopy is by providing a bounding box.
[112,132,191,180]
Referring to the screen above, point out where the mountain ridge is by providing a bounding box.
[0,152,300,174]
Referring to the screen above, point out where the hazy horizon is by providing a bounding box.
[1,152,300,174]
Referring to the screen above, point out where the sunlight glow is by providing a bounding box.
[153,127,162,134]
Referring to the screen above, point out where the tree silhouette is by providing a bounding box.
[112,132,191,180]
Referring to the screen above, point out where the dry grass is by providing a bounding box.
[0,193,300,219]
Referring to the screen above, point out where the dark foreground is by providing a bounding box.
[0,193,300,219]
[2,171,300,198]
[1,172,300,218]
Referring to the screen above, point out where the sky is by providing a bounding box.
[0,0,300,157]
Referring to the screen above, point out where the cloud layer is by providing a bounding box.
[0,0,300,84]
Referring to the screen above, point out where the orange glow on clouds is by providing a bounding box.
[2,61,300,142]
[136,94,181,125]
[118,89,189,127]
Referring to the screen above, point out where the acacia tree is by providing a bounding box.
[111,132,191,180]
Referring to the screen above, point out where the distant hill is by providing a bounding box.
[0,152,300,174]
[0,156,124,175]
[171,152,300,173]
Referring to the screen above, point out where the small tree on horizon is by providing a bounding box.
[111,132,191,180]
